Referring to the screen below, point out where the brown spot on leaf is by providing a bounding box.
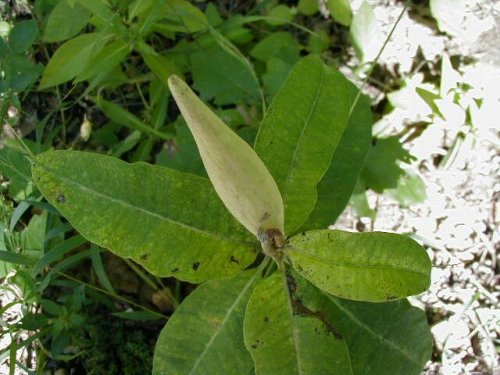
[56,194,65,203]
[139,253,150,262]
[230,256,239,264]
[251,340,262,349]
[192,262,200,271]
[291,299,343,340]
[260,211,271,222]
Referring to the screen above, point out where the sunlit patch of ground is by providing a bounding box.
[335,1,499,374]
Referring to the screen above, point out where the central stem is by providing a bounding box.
[258,228,285,263]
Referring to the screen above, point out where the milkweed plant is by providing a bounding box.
[32,55,432,374]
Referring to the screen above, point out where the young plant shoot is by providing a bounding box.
[32,55,432,374]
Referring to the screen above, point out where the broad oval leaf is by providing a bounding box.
[292,272,432,375]
[254,55,351,235]
[32,150,257,283]
[168,75,284,237]
[39,33,105,89]
[244,272,352,375]
[153,269,259,375]
[298,86,372,231]
[287,230,431,302]
[324,295,432,374]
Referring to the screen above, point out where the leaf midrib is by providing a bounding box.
[288,246,428,278]
[188,271,259,374]
[282,66,326,209]
[35,162,253,247]
[325,294,420,366]
[282,271,304,375]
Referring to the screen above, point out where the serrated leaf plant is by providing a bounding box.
[31,55,433,374]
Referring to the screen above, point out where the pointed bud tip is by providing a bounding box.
[168,75,182,89]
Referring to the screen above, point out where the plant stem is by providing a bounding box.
[349,5,408,117]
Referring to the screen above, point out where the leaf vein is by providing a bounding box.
[282,66,326,209]
[288,246,427,278]
[35,163,253,246]
[325,294,420,366]
[189,271,259,374]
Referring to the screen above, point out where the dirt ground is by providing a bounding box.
[335,1,499,374]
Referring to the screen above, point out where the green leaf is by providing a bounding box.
[32,235,86,276]
[32,150,257,283]
[266,5,294,26]
[95,97,170,141]
[153,269,259,375]
[0,250,36,266]
[128,0,163,36]
[244,272,352,375]
[250,32,301,96]
[298,0,319,16]
[415,87,442,116]
[39,33,105,88]
[159,0,208,33]
[261,58,295,97]
[298,88,372,231]
[7,54,43,92]
[0,146,34,200]
[8,20,38,53]
[0,38,8,58]
[327,0,352,26]
[76,39,129,83]
[168,76,284,237]
[155,120,205,177]
[21,211,47,255]
[250,32,301,64]
[76,0,114,23]
[350,184,376,219]
[255,55,351,235]
[191,43,261,105]
[287,230,431,302]
[350,1,380,62]
[140,50,182,87]
[90,245,115,293]
[0,231,15,278]
[361,136,415,193]
[292,272,433,375]
[307,30,329,54]
[387,171,427,207]
[43,0,91,43]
